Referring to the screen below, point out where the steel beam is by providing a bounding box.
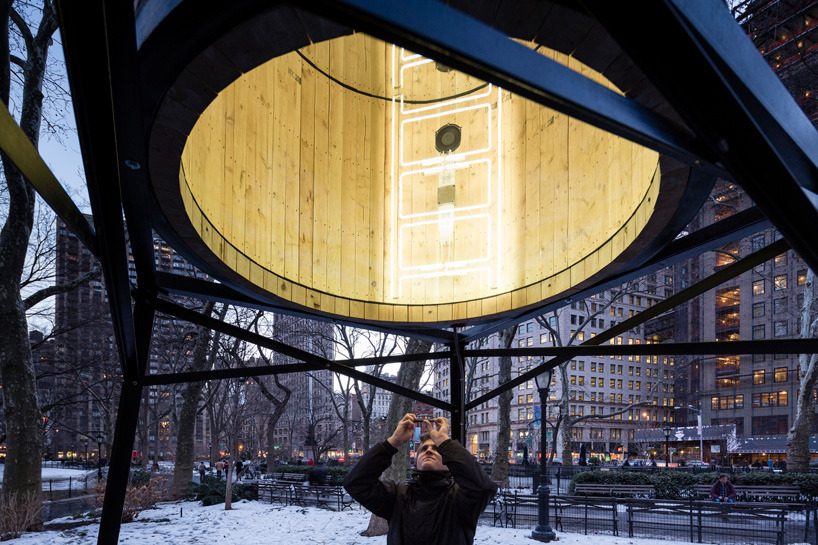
[466,339,818,359]
[462,205,772,344]
[465,238,790,411]
[56,1,139,381]
[449,332,466,444]
[582,0,818,277]
[318,0,725,174]
[152,297,453,411]
[104,0,157,293]
[0,106,97,255]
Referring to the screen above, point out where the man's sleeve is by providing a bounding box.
[343,441,399,520]
[709,482,719,498]
[726,483,737,499]
[437,439,498,522]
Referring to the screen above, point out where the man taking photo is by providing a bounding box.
[344,413,497,545]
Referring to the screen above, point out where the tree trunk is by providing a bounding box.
[171,303,216,498]
[557,362,574,465]
[490,326,515,487]
[362,337,431,536]
[0,0,58,525]
[787,268,817,470]
[224,459,234,510]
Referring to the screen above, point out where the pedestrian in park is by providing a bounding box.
[215,459,224,479]
[344,414,497,545]
[710,474,736,503]
[767,458,774,470]
[198,461,206,481]
[235,459,243,481]
[308,461,328,486]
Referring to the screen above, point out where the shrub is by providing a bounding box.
[0,491,42,540]
[185,476,257,506]
[270,464,349,485]
[94,471,170,522]
[569,470,818,501]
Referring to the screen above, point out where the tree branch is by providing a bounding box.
[9,54,25,69]
[23,267,102,310]
[9,7,34,53]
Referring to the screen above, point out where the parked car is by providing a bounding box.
[686,460,709,468]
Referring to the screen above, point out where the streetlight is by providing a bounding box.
[84,439,89,463]
[96,433,104,480]
[675,406,704,464]
[663,426,671,467]
[531,367,555,543]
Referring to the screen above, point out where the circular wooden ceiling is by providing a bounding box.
[143,4,706,326]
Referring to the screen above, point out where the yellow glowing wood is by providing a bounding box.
[180,35,661,323]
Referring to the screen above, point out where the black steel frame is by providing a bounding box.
[0,1,812,543]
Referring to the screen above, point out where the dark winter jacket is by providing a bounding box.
[343,439,497,545]
[710,479,736,500]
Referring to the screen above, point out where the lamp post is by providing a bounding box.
[663,426,671,467]
[84,439,89,463]
[531,368,555,543]
[96,433,104,480]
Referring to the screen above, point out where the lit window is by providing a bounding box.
[774,274,787,290]
[774,367,788,382]
[753,280,765,295]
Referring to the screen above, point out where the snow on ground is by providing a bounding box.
[0,466,94,490]
[13,500,709,545]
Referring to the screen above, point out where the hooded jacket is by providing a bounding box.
[710,479,736,500]
[344,439,497,545]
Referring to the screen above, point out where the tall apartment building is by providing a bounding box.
[671,181,815,461]
[270,316,336,460]
[666,0,818,463]
[51,217,211,461]
[435,281,675,463]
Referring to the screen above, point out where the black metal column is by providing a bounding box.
[449,334,466,444]
[97,300,154,544]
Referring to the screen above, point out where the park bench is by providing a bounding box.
[575,484,655,498]
[275,472,307,485]
[257,481,294,506]
[491,490,539,528]
[294,484,355,511]
[692,484,801,502]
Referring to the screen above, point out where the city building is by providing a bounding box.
[270,316,336,460]
[436,282,675,464]
[666,0,818,464]
[50,217,212,462]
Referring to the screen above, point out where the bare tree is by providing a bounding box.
[787,267,817,470]
[489,326,515,487]
[535,283,647,464]
[0,0,59,514]
[170,301,223,498]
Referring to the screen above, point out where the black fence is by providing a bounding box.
[480,493,818,545]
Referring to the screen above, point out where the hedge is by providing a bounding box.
[269,465,350,485]
[568,470,818,501]
[186,476,257,506]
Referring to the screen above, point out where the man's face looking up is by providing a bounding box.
[416,439,448,472]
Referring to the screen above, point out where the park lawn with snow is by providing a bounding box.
[12,500,713,545]
[0,466,93,491]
